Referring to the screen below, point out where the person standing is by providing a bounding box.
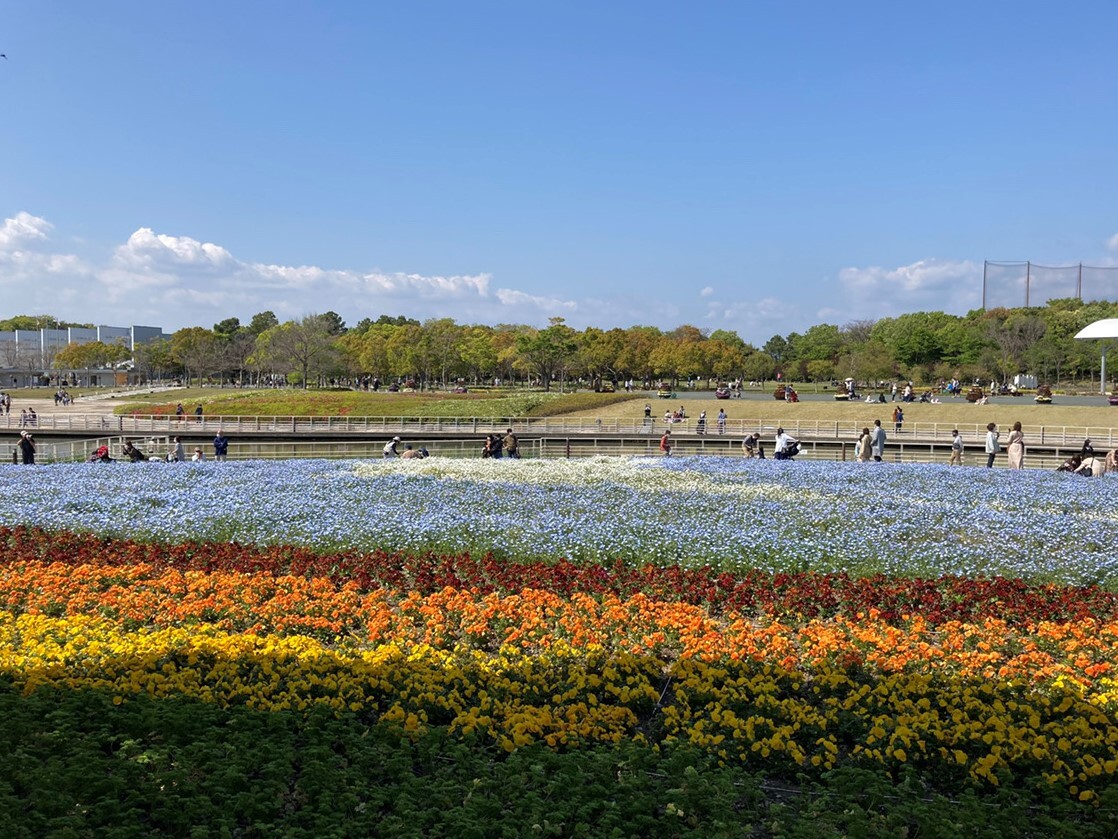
[949,429,964,466]
[213,431,229,461]
[857,427,873,462]
[870,419,886,462]
[17,431,35,465]
[696,411,707,435]
[892,406,904,434]
[503,428,520,459]
[716,409,727,435]
[170,436,185,463]
[774,427,799,460]
[194,404,204,422]
[660,429,672,457]
[1007,421,1025,469]
[984,422,1000,468]
[643,404,652,431]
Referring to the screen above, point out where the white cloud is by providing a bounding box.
[0,211,52,249]
[1107,233,1118,252]
[835,258,983,320]
[494,288,577,312]
[0,211,588,330]
[699,286,714,297]
[0,214,96,317]
[114,228,235,270]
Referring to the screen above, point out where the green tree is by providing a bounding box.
[213,317,242,338]
[170,327,220,385]
[790,324,843,364]
[247,311,279,336]
[457,326,498,384]
[422,318,466,386]
[132,338,177,382]
[516,318,578,391]
[253,315,339,389]
[741,350,774,383]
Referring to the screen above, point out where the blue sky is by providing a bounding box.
[3,1,1118,344]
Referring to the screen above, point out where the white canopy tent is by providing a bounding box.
[1074,318,1118,393]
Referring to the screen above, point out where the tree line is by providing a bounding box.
[8,297,1118,390]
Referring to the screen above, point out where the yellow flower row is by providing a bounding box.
[2,613,1117,794]
[4,563,1118,693]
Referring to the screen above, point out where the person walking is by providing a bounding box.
[949,429,964,466]
[1006,421,1025,469]
[870,419,886,462]
[984,422,1000,468]
[170,436,185,463]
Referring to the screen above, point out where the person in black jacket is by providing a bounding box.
[17,431,35,465]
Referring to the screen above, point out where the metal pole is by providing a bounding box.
[1078,262,1083,300]
[1025,261,1031,308]
[981,261,987,309]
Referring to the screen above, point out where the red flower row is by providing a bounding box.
[1,525,1113,626]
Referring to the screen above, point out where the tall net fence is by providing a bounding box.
[983,261,1118,309]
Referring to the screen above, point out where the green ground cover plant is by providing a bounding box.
[111,389,632,419]
[0,684,1110,839]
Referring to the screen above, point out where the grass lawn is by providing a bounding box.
[564,394,1118,431]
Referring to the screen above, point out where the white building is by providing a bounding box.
[0,324,168,388]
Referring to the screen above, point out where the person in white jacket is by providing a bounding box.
[984,423,1000,468]
[774,428,799,460]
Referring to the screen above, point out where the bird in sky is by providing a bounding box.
[0,54,7,59]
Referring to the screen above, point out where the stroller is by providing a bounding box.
[775,441,801,461]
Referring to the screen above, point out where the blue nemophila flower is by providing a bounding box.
[0,457,1115,586]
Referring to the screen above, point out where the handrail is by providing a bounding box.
[2,412,1115,450]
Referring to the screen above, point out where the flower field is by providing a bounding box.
[2,457,1118,836]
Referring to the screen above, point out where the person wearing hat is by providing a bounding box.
[383,436,402,458]
[17,430,35,465]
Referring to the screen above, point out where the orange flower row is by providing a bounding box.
[3,561,1118,697]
